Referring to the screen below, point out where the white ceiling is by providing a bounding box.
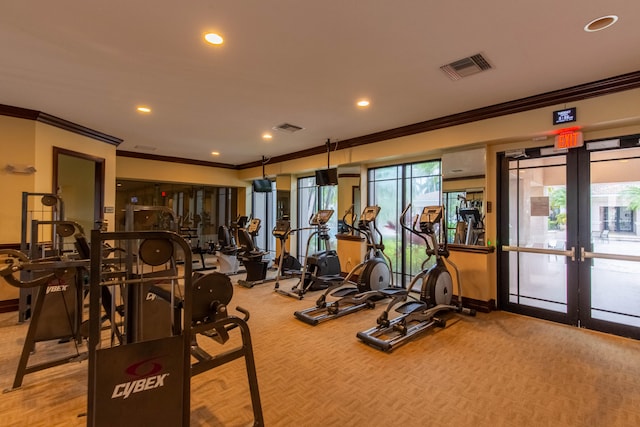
[1,1,639,167]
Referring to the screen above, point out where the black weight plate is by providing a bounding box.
[192,273,233,322]
[56,223,76,237]
[133,210,156,227]
[138,238,174,266]
[41,195,58,206]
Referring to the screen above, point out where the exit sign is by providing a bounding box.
[553,107,577,125]
[555,131,583,150]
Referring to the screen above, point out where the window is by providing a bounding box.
[368,160,441,286]
[297,176,338,263]
[251,182,277,258]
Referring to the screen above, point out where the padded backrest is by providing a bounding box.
[74,234,91,259]
[218,225,233,247]
[237,228,257,252]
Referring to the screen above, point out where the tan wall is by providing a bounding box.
[0,119,117,301]
[448,250,496,303]
[0,117,36,244]
[34,123,117,229]
[116,156,246,188]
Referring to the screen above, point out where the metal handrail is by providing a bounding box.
[502,245,575,261]
[580,248,640,263]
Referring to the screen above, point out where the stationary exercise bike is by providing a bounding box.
[357,204,476,352]
[237,218,272,288]
[294,205,404,325]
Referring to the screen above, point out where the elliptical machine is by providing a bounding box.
[357,204,476,352]
[272,217,303,289]
[294,205,404,325]
[275,209,342,299]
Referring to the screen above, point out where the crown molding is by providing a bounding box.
[116,150,237,169]
[0,104,122,146]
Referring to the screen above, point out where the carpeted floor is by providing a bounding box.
[1,274,640,426]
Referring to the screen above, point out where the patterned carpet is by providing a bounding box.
[1,275,640,426]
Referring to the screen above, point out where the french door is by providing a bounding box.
[499,134,640,339]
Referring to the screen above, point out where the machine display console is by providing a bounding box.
[310,209,334,226]
[247,218,261,233]
[361,206,381,223]
[272,219,291,237]
[459,207,482,225]
[420,206,443,226]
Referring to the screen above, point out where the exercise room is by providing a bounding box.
[1,2,640,426]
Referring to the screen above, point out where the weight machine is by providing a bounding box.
[86,230,263,426]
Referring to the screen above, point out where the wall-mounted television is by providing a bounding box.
[315,168,338,186]
[252,178,273,193]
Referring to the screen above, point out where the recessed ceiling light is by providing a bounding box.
[356,99,370,108]
[262,133,273,140]
[204,33,224,45]
[584,15,619,32]
[211,151,220,156]
[137,106,151,113]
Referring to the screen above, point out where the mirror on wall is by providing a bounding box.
[443,188,484,245]
[441,147,487,245]
[115,179,237,248]
[276,190,290,219]
[336,167,360,233]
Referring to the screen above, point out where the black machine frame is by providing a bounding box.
[87,230,263,426]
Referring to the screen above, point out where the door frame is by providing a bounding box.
[577,134,640,339]
[497,133,640,339]
[52,146,105,228]
[497,147,578,326]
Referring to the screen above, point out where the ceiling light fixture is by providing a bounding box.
[356,99,370,107]
[584,15,619,32]
[211,151,220,156]
[137,106,151,113]
[204,33,224,45]
[262,133,273,140]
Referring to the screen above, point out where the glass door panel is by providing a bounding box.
[506,155,569,315]
[501,136,640,339]
[585,147,640,331]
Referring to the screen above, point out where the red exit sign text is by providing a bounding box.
[555,131,583,150]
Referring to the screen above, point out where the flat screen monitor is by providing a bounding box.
[315,168,338,186]
[459,207,482,225]
[252,179,273,193]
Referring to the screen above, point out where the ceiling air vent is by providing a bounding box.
[134,144,157,151]
[273,123,304,133]
[440,53,492,81]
